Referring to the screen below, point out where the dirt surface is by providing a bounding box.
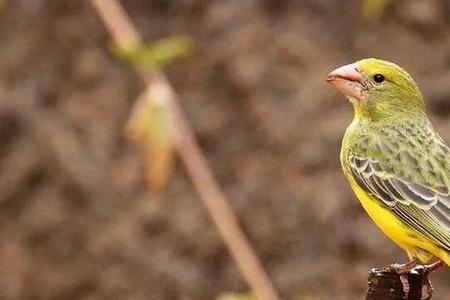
[1,0,450,299]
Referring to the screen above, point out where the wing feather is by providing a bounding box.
[349,155,450,250]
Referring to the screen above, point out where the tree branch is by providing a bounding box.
[366,266,429,300]
[89,1,281,300]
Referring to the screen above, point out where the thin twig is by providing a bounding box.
[90,1,281,300]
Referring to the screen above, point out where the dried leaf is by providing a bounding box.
[126,83,175,191]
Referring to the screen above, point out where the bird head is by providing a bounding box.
[326,58,425,121]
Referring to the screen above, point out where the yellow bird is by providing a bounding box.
[327,58,449,296]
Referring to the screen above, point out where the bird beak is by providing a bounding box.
[326,63,366,99]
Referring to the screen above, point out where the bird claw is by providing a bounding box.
[386,259,419,298]
[399,273,410,296]
[386,259,443,299]
[424,277,433,300]
[409,260,444,300]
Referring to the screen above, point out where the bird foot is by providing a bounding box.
[410,260,444,300]
[387,258,420,274]
[386,259,420,297]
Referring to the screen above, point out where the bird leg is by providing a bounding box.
[410,259,444,300]
[387,258,420,296]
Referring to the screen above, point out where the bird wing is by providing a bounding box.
[349,155,450,250]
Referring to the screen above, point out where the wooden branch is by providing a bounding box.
[366,266,429,300]
[89,1,281,300]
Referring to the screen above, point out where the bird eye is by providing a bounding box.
[373,74,385,83]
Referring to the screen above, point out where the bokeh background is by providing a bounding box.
[1,0,450,299]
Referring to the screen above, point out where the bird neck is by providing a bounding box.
[352,104,427,125]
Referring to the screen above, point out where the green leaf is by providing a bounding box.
[114,35,192,70]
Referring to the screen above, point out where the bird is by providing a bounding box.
[326,58,450,297]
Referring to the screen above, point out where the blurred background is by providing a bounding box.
[1,0,450,299]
